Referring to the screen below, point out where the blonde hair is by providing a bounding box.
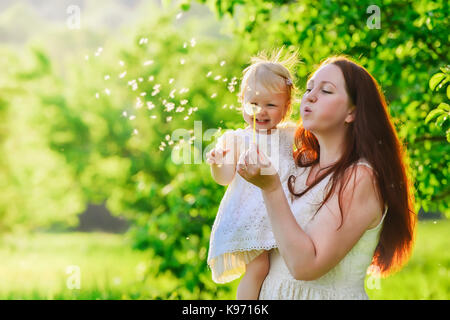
[238,47,299,122]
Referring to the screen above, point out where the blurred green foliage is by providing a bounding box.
[0,0,449,299]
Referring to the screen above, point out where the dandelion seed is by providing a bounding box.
[166,116,173,122]
[148,76,154,81]
[183,42,188,48]
[129,115,136,120]
[138,77,143,82]
[150,115,157,119]
[193,107,198,112]
[169,89,176,99]
[140,92,147,97]
[184,116,189,120]
[165,135,170,141]
[132,83,138,91]
[119,71,127,78]
[179,88,189,94]
[222,104,228,109]
[153,84,161,90]
[159,146,165,151]
[190,38,196,47]
[139,37,148,45]
[211,93,217,98]
[176,12,183,19]
[135,97,143,109]
[222,78,228,82]
[95,47,103,56]
[188,108,193,115]
[229,105,234,109]
[180,99,188,105]
[169,78,174,84]
[220,60,226,66]
[119,60,125,66]
[206,71,212,77]
[85,55,89,61]
[133,129,139,135]
[143,60,154,66]
[165,103,175,112]
[104,75,110,80]
[176,107,185,113]
[104,88,111,95]
[161,141,167,147]
[180,58,185,65]
[168,140,174,145]
[95,92,100,99]
[147,102,155,110]
[214,75,221,81]
[122,111,127,117]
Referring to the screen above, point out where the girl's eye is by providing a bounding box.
[267,104,276,107]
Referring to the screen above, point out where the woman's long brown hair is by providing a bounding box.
[288,56,417,277]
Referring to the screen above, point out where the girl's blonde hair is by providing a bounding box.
[238,47,299,122]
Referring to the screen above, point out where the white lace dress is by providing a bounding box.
[258,159,388,300]
[207,123,297,284]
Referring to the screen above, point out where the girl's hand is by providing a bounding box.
[206,147,231,166]
[237,142,281,193]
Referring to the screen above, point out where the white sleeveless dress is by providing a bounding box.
[207,122,297,284]
[258,159,388,300]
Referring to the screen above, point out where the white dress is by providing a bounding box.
[207,122,297,284]
[258,159,388,300]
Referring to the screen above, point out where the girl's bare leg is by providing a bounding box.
[236,251,270,300]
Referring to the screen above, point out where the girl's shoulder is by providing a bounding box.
[277,121,297,140]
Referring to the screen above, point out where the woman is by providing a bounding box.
[237,56,417,299]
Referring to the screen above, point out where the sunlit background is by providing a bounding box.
[0,0,448,299]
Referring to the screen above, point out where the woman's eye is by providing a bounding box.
[322,90,332,94]
[305,88,312,93]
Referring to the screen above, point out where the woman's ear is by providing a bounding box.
[345,106,355,124]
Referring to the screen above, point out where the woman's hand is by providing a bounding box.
[236,142,281,193]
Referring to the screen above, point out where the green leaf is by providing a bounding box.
[425,108,444,124]
[429,73,445,91]
[437,102,450,112]
[436,114,448,127]
[447,129,450,143]
[447,85,450,100]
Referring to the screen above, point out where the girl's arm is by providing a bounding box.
[208,131,240,186]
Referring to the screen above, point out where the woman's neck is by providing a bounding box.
[314,129,347,168]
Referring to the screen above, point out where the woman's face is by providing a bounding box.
[300,63,355,134]
[242,81,288,132]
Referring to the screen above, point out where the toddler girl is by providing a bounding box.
[206,49,298,299]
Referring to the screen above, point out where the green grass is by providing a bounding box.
[0,220,448,299]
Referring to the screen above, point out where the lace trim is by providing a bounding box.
[259,277,369,300]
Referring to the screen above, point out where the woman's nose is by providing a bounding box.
[306,91,317,103]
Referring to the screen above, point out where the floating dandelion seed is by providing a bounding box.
[147,102,155,110]
[95,47,103,56]
[133,129,139,135]
[188,108,193,115]
[220,60,226,66]
[161,141,167,147]
[104,75,110,80]
[179,88,189,94]
[165,102,175,112]
[104,88,111,95]
[140,92,147,97]
[214,75,221,81]
[159,146,165,151]
[222,78,228,82]
[183,42,188,48]
[169,89,176,99]
[165,135,170,141]
[211,93,217,98]
[122,111,127,117]
[138,77,143,82]
[129,115,136,120]
[95,92,100,99]
[150,115,157,119]
[153,84,161,90]
[168,140,174,145]
[184,116,189,120]
[206,71,212,77]
[190,38,196,47]
[180,58,185,65]
[139,37,148,45]
[119,60,125,66]
[176,107,185,112]
[222,104,228,109]
[148,76,154,81]
[169,78,174,84]
[176,12,183,19]
[193,107,198,111]
[85,55,89,61]
[166,116,173,122]
[119,71,127,78]
[135,97,143,109]
[180,99,188,105]
[143,60,154,66]
[229,105,234,109]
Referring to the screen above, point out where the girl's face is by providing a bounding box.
[300,64,355,134]
[242,81,288,132]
